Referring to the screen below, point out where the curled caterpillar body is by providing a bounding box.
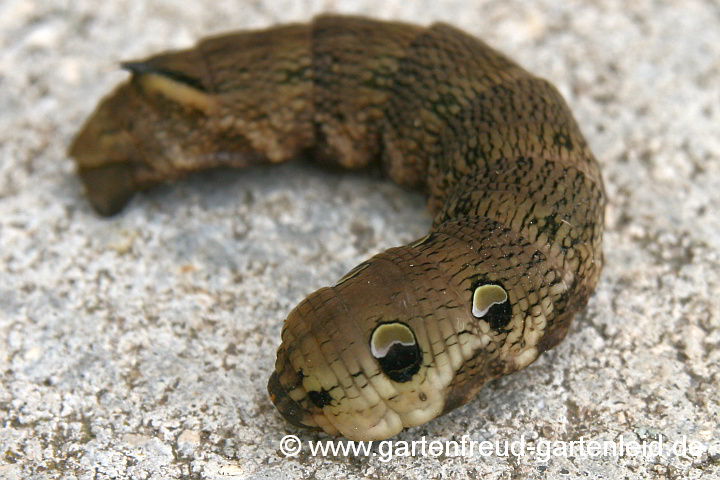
[69,15,605,441]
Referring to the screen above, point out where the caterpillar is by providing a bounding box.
[68,15,605,441]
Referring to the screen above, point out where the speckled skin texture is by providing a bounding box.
[68,15,604,440]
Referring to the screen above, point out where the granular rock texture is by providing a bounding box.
[0,1,718,479]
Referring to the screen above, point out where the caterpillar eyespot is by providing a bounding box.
[471,284,510,328]
[68,14,605,441]
[370,322,423,383]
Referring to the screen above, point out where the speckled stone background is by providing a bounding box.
[1,0,718,479]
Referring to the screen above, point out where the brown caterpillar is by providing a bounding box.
[69,15,605,441]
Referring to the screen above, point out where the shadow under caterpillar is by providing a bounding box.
[68,15,605,441]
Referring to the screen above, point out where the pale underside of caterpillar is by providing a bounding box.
[69,15,605,441]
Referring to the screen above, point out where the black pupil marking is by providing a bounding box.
[377,343,422,383]
[470,279,513,331]
[308,389,334,408]
[484,299,512,330]
[370,323,423,383]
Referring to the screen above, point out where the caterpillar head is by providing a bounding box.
[266,252,447,441]
[266,233,566,441]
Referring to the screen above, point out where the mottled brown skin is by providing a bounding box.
[68,15,605,440]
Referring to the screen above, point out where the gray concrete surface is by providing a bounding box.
[1,0,719,478]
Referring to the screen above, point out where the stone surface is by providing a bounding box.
[1,0,718,479]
